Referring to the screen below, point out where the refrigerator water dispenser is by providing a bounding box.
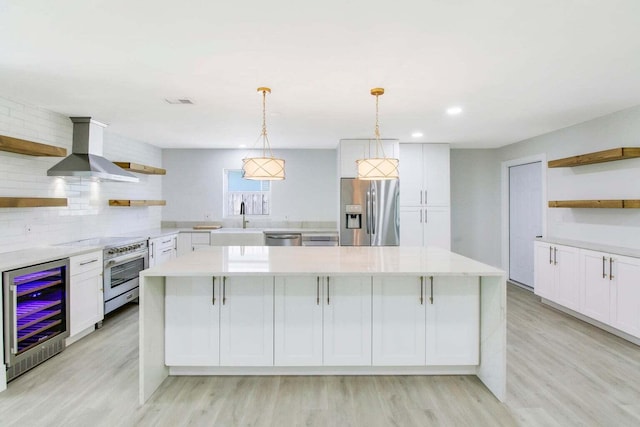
[345,204,362,229]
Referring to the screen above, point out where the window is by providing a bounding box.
[224,169,271,216]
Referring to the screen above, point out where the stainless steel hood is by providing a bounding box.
[47,117,139,182]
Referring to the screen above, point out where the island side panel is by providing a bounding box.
[477,275,507,401]
[139,275,168,404]
[0,276,5,392]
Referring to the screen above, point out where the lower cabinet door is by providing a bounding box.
[580,250,611,324]
[372,277,426,366]
[165,276,219,366]
[554,245,580,311]
[426,276,479,365]
[534,242,555,299]
[611,255,640,337]
[274,276,323,366]
[69,269,103,337]
[323,276,372,366]
[423,207,451,250]
[220,276,274,366]
[399,207,423,246]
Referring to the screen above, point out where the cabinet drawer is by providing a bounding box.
[191,232,211,245]
[70,251,103,276]
[157,235,176,250]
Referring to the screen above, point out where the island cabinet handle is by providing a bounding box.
[549,246,553,264]
[429,276,434,304]
[150,242,154,259]
[327,277,330,305]
[316,277,320,305]
[212,277,216,305]
[420,190,422,205]
[222,276,227,305]
[609,258,614,281]
[553,247,558,265]
[420,277,424,305]
[602,256,606,278]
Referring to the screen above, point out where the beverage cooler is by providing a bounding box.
[2,258,70,382]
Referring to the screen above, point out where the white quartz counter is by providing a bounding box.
[537,237,640,258]
[142,246,504,277]
[0,245,104,272]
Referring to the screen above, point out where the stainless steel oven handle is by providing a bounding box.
[105,252,146,267]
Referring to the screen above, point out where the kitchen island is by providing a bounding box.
[139,246,506,404]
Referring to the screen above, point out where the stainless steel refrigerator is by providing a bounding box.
[340,178,400,246]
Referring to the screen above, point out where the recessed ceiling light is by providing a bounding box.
[446,106,462,115]
[411,132,423,138]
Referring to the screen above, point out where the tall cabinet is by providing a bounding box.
[399,143,451,249]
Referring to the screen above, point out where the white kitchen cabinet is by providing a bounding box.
[177,232,211,257]
[425,276,479,365]
[274,276,323,366]
[580,249,612,323]
[165,276,220,366]
[68,250,104,339]
[339,139,399,178]
[219,276,274,366]
[399,206,450,249]
[149,234,177,267]
[323,276,372,366]
[534,242,580,311]
[399,143,450,207]
[372,277,426,366]
[610,255,640,337]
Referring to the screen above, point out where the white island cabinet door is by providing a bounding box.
[534,241,554,299]
[580,249,611,324]
[426,276,479,365]
[165,277,219,366]
[323,276,372,366]
[274,276,323,366]
[220,276,274,366]
[610,255,640,337]
[372,277,426,366]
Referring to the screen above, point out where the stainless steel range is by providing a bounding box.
[102,238,148,314]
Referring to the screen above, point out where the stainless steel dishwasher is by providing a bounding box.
[264,232,302,246]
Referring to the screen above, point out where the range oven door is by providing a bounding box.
[103,252,148,302]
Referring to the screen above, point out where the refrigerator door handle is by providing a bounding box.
[371,186,377,235]
[366,189,371,235]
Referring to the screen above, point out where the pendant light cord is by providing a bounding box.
[260,89,274,158]
[374,91,386,158]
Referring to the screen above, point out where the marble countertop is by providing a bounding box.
[0,245,104,272]
[142,246,504,277]
[536,237,640,258]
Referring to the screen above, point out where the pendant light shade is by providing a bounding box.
[242,87,285,180]
[356,88,399,180]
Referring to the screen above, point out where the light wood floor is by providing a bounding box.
[1,285,640,426]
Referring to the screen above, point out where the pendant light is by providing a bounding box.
[242,87,285,180]
[356,88,399,180]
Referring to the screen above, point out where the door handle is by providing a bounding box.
[365,190,371,235]
[535,235,543,238]
[371,187,377,235]
[316,276,320,306]
[150,242,154,259]
[609,258,614,281]
[327,277,330,305]
[79,259,99,266]
[222,276,227,305]
[553,247,557,265]
[549,246,553,264]
[429,276,434,304]
[420,190,422,205]
[602,256,606,279]
[424,209,427,223]
[420,277,424,305]
[424,190,427,205]
[212,277,216,305]
[419,209,422,224]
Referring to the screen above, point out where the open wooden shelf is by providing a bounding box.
[0,197,68,208]
[113,162,166,175]
[0,135,67,157]
[108,199,166,207]
[548,147,640,168]
[549,200,640,208]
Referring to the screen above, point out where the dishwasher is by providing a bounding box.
[264,233,302,246]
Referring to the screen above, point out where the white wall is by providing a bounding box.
[0,96,162,253]
[162,149,337,223]
[451,105,640,268]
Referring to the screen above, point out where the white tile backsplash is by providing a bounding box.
[0,95,162,253]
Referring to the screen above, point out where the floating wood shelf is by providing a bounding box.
[113,162,166,175]
[549,200,640,208]
[0,134,67,157]
[0,197,68,208]
[109,199,166,207]
[548,147,640,168]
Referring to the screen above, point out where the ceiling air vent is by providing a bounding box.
[165,98,194,105]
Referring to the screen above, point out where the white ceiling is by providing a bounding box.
[1,1,640,150]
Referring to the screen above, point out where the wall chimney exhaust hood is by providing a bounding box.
[47,117,139,182]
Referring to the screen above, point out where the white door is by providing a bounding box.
[423,207,451,250]
[165,276,220,366]
[509,161,542,288]
[399,206,423,246]
[219,276,274,366]
[274,276,323,366]
[399,144,424,206]
[423,144,450,207]
[323,276,372,366]
[580,250,611,324]
[553,245,580,311]
[426,276,479,365]
[372,277,426,365]
[533,242,555,299]
[610,255,640,337]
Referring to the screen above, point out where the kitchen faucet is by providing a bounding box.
[240,201,249,229]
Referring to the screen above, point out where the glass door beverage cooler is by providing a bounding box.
[3,258,70,382]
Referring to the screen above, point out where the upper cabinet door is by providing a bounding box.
[422,144,450,207]
[399,144,424,206]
